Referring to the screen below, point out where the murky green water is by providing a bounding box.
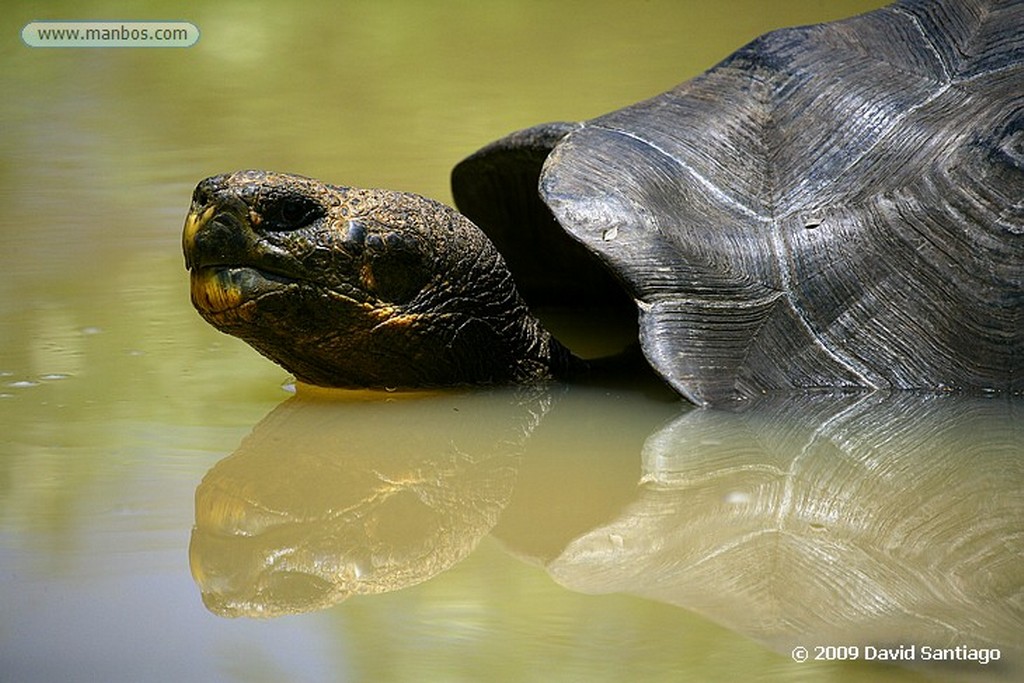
[2,1,1022,681]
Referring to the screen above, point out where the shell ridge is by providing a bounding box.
[767,226,884,392]
[816,81,956,209]
[890,5,954,83]
[741,293,885,395]
[587,124,771,224]
[892,0,1024,81]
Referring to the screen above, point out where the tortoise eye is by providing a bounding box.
[262,195,324,231]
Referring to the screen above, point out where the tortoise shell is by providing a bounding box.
[453,0,1023,406]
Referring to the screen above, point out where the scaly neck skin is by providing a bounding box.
[241,309,581,389]
[362,235,583,388]
[346,189,586,388]
[496,308,582,384]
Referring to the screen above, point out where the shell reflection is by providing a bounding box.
[544,393,1024,662]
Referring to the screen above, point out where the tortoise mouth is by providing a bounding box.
[189,263,378,326]
[189,265,297,317]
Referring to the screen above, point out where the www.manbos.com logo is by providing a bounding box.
[22,21,199,48]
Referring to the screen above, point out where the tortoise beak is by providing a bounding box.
[181,189,256,272]
[182,204,216,270]
[182,184,264,320]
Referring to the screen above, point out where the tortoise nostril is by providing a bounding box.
[191,184,210,208]
[191,177,226,208]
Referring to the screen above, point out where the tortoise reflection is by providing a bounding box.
[190,389,1024,671]
[189,386,548,617]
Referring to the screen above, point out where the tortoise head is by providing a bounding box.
[182,170,574,388]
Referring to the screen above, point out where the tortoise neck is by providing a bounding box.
[495,309,583,383]
[516,321,581,385]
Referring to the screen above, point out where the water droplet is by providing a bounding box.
[40,373,71,381]
[800,209,825,230]
[608,533,624,549]
[602,226,619,241]
[724,491,751,505]
[80,326,103,335]
[7,380,40,389]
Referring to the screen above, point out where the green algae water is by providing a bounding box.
[3,1,1022,681]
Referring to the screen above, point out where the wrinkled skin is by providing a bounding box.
[182,170,575,388]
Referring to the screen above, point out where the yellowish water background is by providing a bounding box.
[2,1,1022,681]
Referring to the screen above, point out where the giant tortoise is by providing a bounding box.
[182,0,1023,406]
